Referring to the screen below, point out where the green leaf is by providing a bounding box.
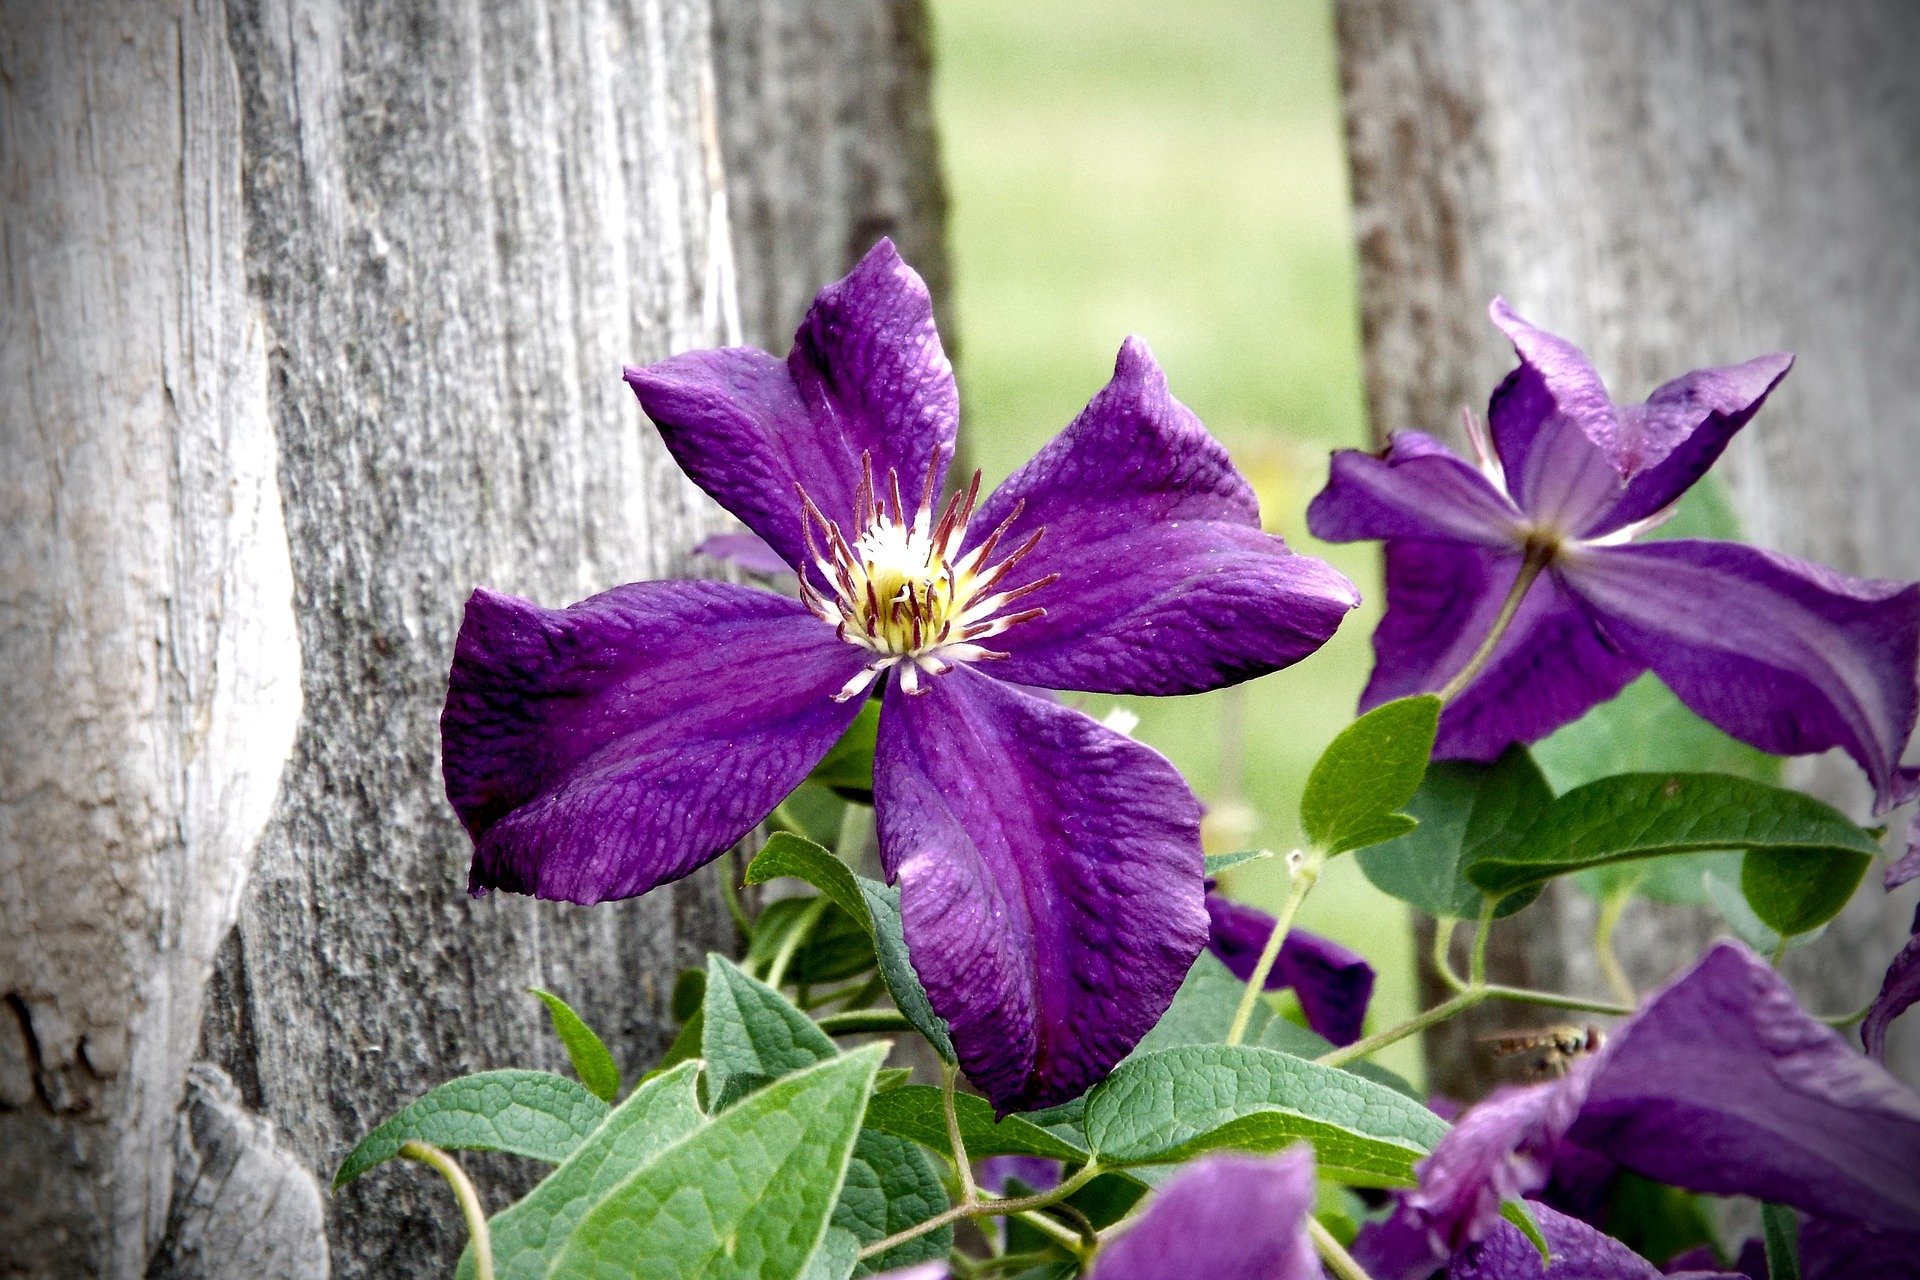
[743,895,828,977]
[800,1229,862,1280]
[864,1085,1089,1161]
[671,967,707,1021]
[455,1062,705,1280]
[333,1070,609,1188]
[834,1130,953,1274]
[1465,772,1882,898]
[1762,1202,1802,1280]
[1502,1200,1550,1264]
[702,953,838,1110]
[811,700,881,798]
[548,1045,886,1280]
[1300,696,1440,856]
[747,833,955,1060]
[1136,951,1417,1099]
[1204,848,1275,877]
[1703,869,1819,956]
[1741,846,1871,937]
[529,988,622,1104]
[1356,749,1550,920]
[874,1068,913,1094]
[1083,1045,1446,1185]
[1600,1172,1719,1269]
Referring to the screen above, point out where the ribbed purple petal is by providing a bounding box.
[961,337,1357,695]
[1448,1201,1678,1280]
[1405,1069,1591,1253]
[1089,1149,1319,1280]
[1862,905,1920,1062]
[624,239,956,572]
[1486,300,1627,534]
[1570,941,1920,1234]
[1590,355,1793,535]
[1205,891,1375,1046]
[442,582,867,904]
[1799,1217,1920,1280]
[1307,431,1526,547]
[873,666,1207,1113]
[1361,540,1643,761]
[1564,539,1920,812]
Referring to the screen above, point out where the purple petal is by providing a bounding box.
[625,240,956,571]
[1799,1216,1920,1280]
[1405,1069,1591,1253]
[960,337,1358,695]
[1569,941,1920,1233]
[1361,540,1643,761]
[977,1155,1061,1197]
[1564,539,1920,812]
[1862,905,1920,1062]
[1205,891,1376,1046]
[1448,1201,1673,1280]
[873,666,1207,1113]
[1352,1201,1450,1280]
[1089,1148,1319,1280]
[1887,811,1920,890]
[694,530,792,577]
[1486,300,1627,534]
[1591,355,1793,535]
[1307,431,1527,547]
[441,582,867,904]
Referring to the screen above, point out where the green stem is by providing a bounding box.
[1480,984,1635,1017]
[717,857,753,941]
[835,798,871,861]
[1317,988,1487,1069]
[1469,898,1495,987]
[1309,1216,1376,1280]
[1821,1001,1875,1029]
[767,801,808,837]
[763,895,827,989]
[815,1007,914,1035]
[943,1061,979,1206]
[1431,917,1468,993]
[1593,885,1637,1007]
[1226,849,1323,1046]
[1437,547,1551,704]
[400,1142,493,1280]
[854,1161,1105,1262]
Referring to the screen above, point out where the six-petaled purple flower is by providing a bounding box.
[1308,301,1920,811]
[439,240,1358,1112]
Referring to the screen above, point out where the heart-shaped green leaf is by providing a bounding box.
[1300,696,1439,856]
[334,1070,608,1188]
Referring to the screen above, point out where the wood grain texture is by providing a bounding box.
[1,3,303,1274]
[3,0,950,1275]
[1336,0,1920,1092]
[712,0,951,351]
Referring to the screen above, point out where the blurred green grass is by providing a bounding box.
[930,0,1421,1078]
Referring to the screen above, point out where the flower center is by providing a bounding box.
[797,457,1055,700]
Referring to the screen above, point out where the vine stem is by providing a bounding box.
[400,1142,494,1280]
[763,895,827,989]
[943,1061,978,1206]
[854,1161,1105,1262]
[1226,849,1323,1046]
[815,1007,913,1034]
[1309,1216,1376,1280]
[1436,546,1551,704]
[1593,884,1638,1007]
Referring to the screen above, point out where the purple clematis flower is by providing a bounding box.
[439,241,1358,1113]
[1204,885,1376,1045]
[1089,1148,1319,1280]
[1388,939,1920,1275]
[1307,300,1920,811]
[1862,904,1920,1061]
[1448,1201,1741,1280]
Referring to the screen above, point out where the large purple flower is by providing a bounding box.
[440,241,1358,1112]
[1308,301,1920,811]
[1382,940,1920,1276]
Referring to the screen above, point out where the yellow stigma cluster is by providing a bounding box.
[798,459,1053,700]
